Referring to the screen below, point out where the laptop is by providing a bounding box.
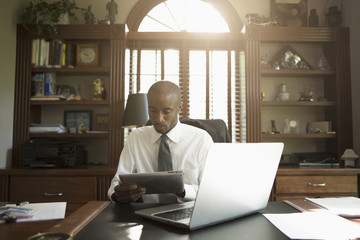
[135,142,284,230]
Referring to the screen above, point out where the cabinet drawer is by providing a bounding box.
[276,175,357,194]
[9,176,97,203]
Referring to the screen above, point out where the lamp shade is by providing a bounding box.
[122,93,149,128]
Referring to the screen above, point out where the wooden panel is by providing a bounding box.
[245,39,261,142]
[275,193,358,202]
[243,26,335,42]
[0,174,9,201]
[276,175,357,194]
[9,176,97,203]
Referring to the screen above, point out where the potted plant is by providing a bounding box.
[20,0,85,35]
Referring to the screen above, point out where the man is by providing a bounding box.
[108,80,213,203]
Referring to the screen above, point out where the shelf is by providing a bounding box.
[30,100,109,105]
[262,101,336,107]
[29,132,109,138]
[261,68,335,77]
[262,133,336,139]
[32,67,110,75]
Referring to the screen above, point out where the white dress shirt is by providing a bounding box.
[108,121,213,203]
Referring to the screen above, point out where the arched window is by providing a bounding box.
[138,0,229,32]
[125,0,246,142]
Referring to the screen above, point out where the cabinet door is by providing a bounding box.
[275,175,358,201]
[9,176,97,214]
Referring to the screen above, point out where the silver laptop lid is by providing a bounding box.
[189,142,283,230]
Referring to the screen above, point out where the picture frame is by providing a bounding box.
[76,43,99,67]
[95,114,109,131]
[64,110,92,131]
[270,0,307,27]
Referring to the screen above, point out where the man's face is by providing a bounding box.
[148,93,182,134]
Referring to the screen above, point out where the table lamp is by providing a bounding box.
[122,93,149,128]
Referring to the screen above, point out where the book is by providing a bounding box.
[32,73,44,96]
[44,72,56,96]
[30,95,66,101]
[29,124,67,133]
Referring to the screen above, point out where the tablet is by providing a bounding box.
[119,171,184,194]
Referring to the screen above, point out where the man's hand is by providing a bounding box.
[113,181,146,203]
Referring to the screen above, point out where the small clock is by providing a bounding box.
[76,44,98,66]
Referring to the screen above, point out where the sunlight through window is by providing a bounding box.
[138,0,230,32]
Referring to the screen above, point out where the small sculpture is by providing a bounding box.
[77,122,86,134]
[261,92,266,102]
[106,0,118,24]
[93,78,105,100]
[84,5,96,24]
[98,15,111,25]
[271,120,280,134]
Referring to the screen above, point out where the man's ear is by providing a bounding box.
[178,102,183,112]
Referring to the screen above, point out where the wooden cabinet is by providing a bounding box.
[273,168,359,201]
[244,26,352,160]
[0,168,115,215]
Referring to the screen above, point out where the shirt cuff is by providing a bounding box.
[183,184,197,201]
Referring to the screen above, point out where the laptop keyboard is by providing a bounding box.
[154,207,193,221]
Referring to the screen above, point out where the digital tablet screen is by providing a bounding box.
[119,171,184,194]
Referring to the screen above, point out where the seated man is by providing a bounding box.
[108,80,213,203]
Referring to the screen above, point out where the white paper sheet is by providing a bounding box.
[305,197,360,217]
[1,202,66,223]
[263,212,360,240]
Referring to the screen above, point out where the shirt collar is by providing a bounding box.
[150,120,181,144]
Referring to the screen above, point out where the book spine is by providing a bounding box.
[61,43,67,67]
[31,39,37,66]
[33,73,44,96]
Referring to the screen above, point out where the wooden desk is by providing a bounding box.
[1,201,110,240]
[73,202,297,240]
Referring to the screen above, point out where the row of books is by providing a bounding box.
[32,39,76,68]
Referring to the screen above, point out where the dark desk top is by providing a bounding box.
[74,202,298,240]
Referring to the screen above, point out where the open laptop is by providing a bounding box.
[135,142,284,230]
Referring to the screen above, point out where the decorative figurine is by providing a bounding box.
[284,118,291,133]
[93,78,105,100]
[271,120,280,134]
[77,122,86,134]
[98,15,111,25]
[84,5,96,24]
[261,92,266,102]
[278,83,290,101]
[106,0,118,24]
[308,9,319,27]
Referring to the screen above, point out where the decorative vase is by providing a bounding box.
[278,84,290,101]
[58,13,70,24]
[309,9,319,27]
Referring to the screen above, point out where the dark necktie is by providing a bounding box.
[158,134,177,203]
[158,134,173,171]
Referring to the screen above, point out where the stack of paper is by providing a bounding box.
[264,211,360,240]
[305,197,360,217]
[0,202,66,223]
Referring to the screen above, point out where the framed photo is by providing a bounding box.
[270,0,307,27]
[64,111,92,131]
[95,114,109,131]
[76,43,99,67]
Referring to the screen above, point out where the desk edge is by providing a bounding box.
[47,201,110,236]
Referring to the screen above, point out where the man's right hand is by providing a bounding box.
[112,181,146,203]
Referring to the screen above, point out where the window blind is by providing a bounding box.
[125,35,246,142]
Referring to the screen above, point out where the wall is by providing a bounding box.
[0,0,28,168]
[1,0,359,167]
